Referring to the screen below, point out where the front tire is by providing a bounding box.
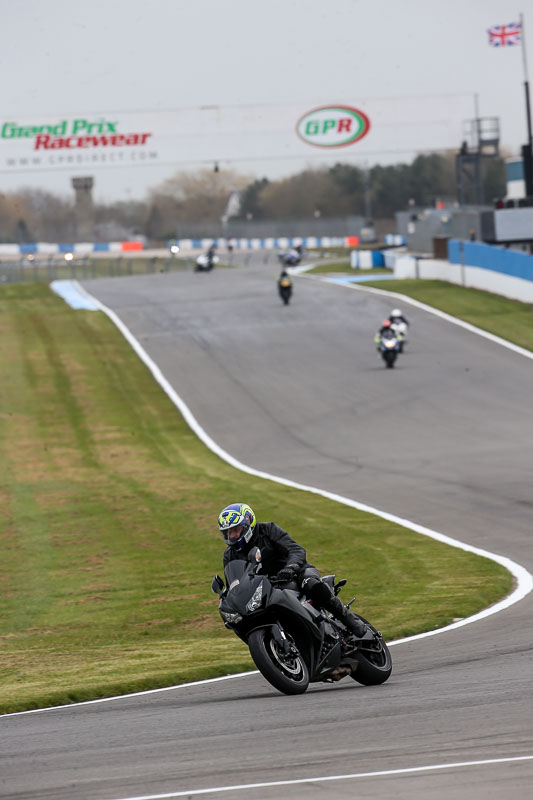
[248,627,309,695]
[351,620,392,685]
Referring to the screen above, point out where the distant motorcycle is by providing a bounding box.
[195,251,219,272]
[375,329,401,368]
[278,273,293,305]
[278,248,302,268]
[212,547,392,696]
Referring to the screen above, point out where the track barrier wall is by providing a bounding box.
[0,234,406,258]
[392,240,533,303]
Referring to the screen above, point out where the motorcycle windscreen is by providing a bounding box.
[222,561,266,614]
[224,559,248,587]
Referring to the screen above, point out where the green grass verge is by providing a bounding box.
[0,283,512,713]
[306,260,392,275]
[308,244,386,257]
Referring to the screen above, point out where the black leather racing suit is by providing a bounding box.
[223,522,365,636]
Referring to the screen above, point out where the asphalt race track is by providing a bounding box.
[2,260,533,800]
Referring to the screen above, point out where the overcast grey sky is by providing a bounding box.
[2,0,532,202]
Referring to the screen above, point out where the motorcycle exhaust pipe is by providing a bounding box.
[329,665,353,681]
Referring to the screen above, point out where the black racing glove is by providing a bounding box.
[274,565,298,583]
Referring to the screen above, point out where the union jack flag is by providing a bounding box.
[487,22,522,46]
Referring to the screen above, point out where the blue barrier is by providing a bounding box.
[448,240,462,264]
[448,239,533,283]
[350,250,385,268]
[176,236,365,250]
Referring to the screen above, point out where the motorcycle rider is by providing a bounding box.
[389,308,409,326]
[278,268,292,285]
[374,318,392,345]
[277,269,293,303]
[206,243,217,270]
[218,502,368,637]
[388,308,408,352]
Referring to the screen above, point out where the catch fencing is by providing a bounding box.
[0,256,190,285]
[0,250,285,285]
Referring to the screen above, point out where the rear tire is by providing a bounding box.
[248,627,309,695]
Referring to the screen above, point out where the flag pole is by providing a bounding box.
[519,12,533,196]
[520,12,533,147]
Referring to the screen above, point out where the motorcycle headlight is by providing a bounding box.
[220,610,243,624]
[246,582,264,612]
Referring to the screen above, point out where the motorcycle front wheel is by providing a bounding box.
[351,620,392,685]
[248,627,309,695]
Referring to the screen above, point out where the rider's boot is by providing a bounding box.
[327,595,368,637]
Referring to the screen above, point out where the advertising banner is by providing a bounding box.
[0,94,475,174]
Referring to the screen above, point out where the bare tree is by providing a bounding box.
[0,189,75,242]
[150,167,252,224]
[257,168,356,219]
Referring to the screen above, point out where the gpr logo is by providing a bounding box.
[296,105,370,148]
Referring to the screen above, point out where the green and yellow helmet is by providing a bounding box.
[218,503,256,550]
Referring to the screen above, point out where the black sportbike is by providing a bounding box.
[211,547,392,695]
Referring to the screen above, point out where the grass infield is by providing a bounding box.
[0,282,513,713]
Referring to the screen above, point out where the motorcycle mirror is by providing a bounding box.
[248,546,261,564]
[334,578,347,595]
[211,575,225,595]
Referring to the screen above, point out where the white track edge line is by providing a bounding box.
[103,755,533,799]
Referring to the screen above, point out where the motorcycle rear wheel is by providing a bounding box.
[351,620,392,685]
[248,627,309,695]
